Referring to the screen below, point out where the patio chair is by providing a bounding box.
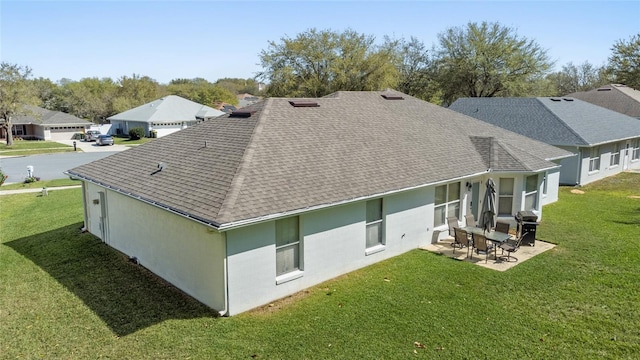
[495,221,510,235]
[446,216,459,237]
[499,232,527,262]
[453,227,471,258]
[464,214,476,228]
[472,233,495,263]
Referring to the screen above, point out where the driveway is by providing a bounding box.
[56,139,130,152]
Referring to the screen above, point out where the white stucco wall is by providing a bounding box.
[556,146,580,185]
[225,187,433,315]
[579,142,630,186]
[540,168,561,206]
[83,182,226,311]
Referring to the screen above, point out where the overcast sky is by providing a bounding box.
[1,0,638,84]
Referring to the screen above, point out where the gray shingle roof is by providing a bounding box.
[68,90,571,228]
[107,95,225,123]
[6,105,92,126]
[567,84,640,119]
[449,97,640,147]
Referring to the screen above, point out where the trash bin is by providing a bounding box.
[515,211,538,246]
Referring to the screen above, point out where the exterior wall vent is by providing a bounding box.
[381,94,404,100]
[289,101,319,107]
[229,110,256,118]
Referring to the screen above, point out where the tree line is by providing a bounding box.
[2,21,639,145]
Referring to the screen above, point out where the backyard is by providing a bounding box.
[0,173,638,359]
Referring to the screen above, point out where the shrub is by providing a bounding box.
[129,127,146,140]
[0,168,7,186]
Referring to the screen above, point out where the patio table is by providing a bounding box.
[460,226,511,260]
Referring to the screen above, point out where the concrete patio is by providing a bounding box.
[420,237,556,271]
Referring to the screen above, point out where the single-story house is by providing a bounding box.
[449,97,640,186]
[567,84,640,119]
[0,105,92,141]
[107,95,225,138]
[66,90,573,316]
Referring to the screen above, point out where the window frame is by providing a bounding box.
[524,174,539,211]
[275,216,302,281]
[632,139,640,161]
[365,198,385,254]
[434,182,461,227]
[589,146,600,172]
[610,143,620,167]
[498,178,514,216]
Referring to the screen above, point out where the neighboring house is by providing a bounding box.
[0,105,92,141]
[449,97,640,186]
[567,84,640,119]
[66,90,572,316]
[108,95,225,138]
[237,93,261,108]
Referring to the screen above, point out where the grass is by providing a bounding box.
[113,136,153,146]
[0,173,639,359]
[0,178,81,190]
[0,140,74,156]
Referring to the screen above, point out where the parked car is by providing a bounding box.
[84,130,101,142]
[96,134,114,146]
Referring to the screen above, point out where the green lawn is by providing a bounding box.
[113,136,153,146]
[0,178,81,190]
[0,140,74,156]
[1,173,639,359]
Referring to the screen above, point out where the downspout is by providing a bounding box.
[218,232,229,317]
[576,146,582,186]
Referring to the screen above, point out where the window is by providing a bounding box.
[524,175,538,210]
[366,199,384,248]
[498,178,514,216]
[610,143,620,167]
[275,216,300,277]
[589,147,600,172]
[632,139,640,161]
[434,183,461,227]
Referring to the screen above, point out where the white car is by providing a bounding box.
[84,130,101,142]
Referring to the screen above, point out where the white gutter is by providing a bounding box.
[218,233,229,317]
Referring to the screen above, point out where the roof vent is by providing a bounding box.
[597,87,612,91]
[229,110,256,118]
[157,162,166,171]
[381,94,404,100]
[562,98,574,101]
[289,100,319,107]
[550,98,562,101]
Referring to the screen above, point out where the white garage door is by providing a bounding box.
[49,126,85,140]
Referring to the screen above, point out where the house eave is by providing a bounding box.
[65,171,222,231]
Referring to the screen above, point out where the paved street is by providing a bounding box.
[1,151,119,184]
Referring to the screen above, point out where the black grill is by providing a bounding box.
[515,211,539,246]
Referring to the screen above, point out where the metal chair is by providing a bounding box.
[453,227,471,258]
[472,233,495,263]
[495,221,510,234]
[499,232,527,262]
[464,214,476,228]
[446,216,459,237]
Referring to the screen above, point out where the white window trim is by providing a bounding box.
[276,269,304,285]
[524,175,538,211]
[631,140,640,161]
[609,144,620,168]
[365,199,385,251]
[589,147,600,173]
[434,183,461,227]
[275,217,302,279]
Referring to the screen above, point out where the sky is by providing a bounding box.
[1,0,639,85]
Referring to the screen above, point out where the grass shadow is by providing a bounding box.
[5,222,218,336]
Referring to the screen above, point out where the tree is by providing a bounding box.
[215,77,260,95]
[167,78,237,106]
[0,63,38,145]
[111,74,164,114]
[547,61,610,95]
[608,33,640,89]
[434,21,553,105]
[382,36,441,103]
[257,28,398,97]
[57,77,118,122]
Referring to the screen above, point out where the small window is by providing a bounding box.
[498,178,514,216]
[589,147,600,172]
[632,139,640,161]
[524,175,538,210]
[610,143,620,167]
[366,199,384,249]
[275,216,300,277]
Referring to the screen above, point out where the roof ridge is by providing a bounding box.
[611,84,640,103]
[536,97,589,146]
[215,99,272,222]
